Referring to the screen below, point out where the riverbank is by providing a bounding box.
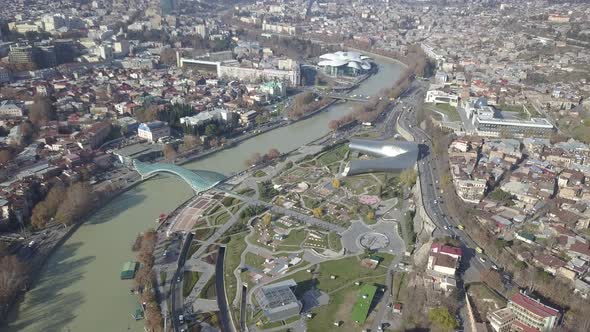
[5,57,404,332]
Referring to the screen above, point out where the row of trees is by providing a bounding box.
[30,182,93,229]
[132,229,163,332]
[0,256,28,322]
[286,92,331,120]
[244,148,281,167]
[329,64,417,131]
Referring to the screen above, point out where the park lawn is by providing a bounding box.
[284,256,385,294]
[426,102,460,122]
[210,210,231,226]
[374,253,395,269]
[302,195,321,209]
[281,228,307,247]
[224,233,248,304]
[328,232,343,252]
[194,227,214,241]
[199,275,216,299]
[182,271,201,297]
[307,276,385,331]
[237,187,256,197]
[392,271,407,301]
[317,144,349,166]
[253,170,267,178]
[342,175,376,195]
[245,252,267,268]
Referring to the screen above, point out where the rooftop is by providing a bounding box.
[510,292,560,319]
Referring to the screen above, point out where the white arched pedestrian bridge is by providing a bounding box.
[133,160,226,193]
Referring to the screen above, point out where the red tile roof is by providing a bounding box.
[512,320,540,332]
[510,293,560,319]
[431,243,463,257]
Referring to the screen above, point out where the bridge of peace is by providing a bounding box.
[132,160,226,193]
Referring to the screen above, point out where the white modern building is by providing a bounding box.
[180,108,236,127]
[317,51,372,77]
[425,90,459,106]
[465,103,554,137]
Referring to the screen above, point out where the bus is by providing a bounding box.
[475,247,484,254]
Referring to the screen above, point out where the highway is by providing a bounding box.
[170,232,193,332]
[395,81,495,274]
[215,247,234,332]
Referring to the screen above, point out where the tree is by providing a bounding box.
[262,213,272,228]
[54,182,93,226]
[204,123,218,137]
[400,168,417,188]
[0,256,28,319]
[28,97,55,126]
[0,149,13,164]
[312,207,323,218]
[367,210,375,221]
[428,306,458,332]
[266,148,280,160]
[30,183,66,229]
[331,178,341,189]
[19,122,34,144]
[163,144,177,162]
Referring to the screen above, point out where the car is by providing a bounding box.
[491,264,499,270]
[177,276,181,283]
[179,314,184,323]
[479,257,486,263]
[444,225,449,230]
[163,250,168,257]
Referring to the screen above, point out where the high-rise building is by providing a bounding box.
[37,45,56,68]
[54,39,76,64]
[8,45,37,67]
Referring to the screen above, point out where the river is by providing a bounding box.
[3,57,403,332]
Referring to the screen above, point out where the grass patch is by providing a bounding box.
[237,188,256,197]
[317,144,349,166]
[280,256,388,294]
[307,276,385,331]
[160,271,167,286]
[224,233,248,304]
[199,275,216,299]
[426,102,460,122]
[183,271,201,297]
[302,196,321,209]
[187,243,201,259]
[253,170,267,178]
[392,272,407,301]
[194,227,214,241]
[328,232,343,252]
[245,252,267,268]
[281,229,307,247]
[211,210,231,226]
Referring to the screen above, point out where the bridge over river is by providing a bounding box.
[133,160,226,193]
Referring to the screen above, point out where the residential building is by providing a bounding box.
[0,101,24,117]
[503,292,561,331]
[488,307,515,332]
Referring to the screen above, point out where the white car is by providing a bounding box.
[479,257,487,263]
